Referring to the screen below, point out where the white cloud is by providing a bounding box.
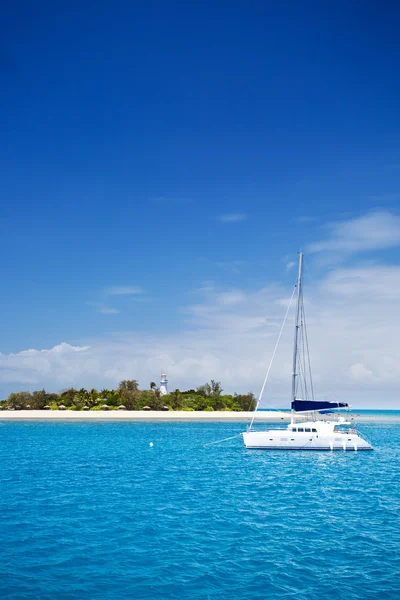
[106,286,144,296]
[322,265,400,300]
[87,302,120,315]
[2,212,400,407]
[216,291,246,306]
[0,343,90,385]
[96,306,120,315]
[3,261,399,406]
[348,363,375,382]
[309,210,400,254]
[217,213,247,223]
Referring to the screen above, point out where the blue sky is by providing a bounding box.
[1,1,400,404]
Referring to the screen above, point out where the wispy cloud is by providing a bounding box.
[106,286,144,296]
[285,261,296,272]
[308,210,400,254]
[87,285,144,315]
[87,302,120,315]
[3,260,400,406]
[215,260,248,274]
[217,213,247,223]
[3,211,400,406]
[97,306,120,314]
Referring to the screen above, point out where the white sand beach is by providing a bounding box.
[0,410,289,422]
[0,410,399,422]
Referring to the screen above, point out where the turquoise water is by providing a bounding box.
[0,421,399,599]
[353,410,400,416]
[259,409,400,416]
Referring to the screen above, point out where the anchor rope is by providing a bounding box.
[202,433,242,447]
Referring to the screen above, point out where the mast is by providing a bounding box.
[291,252,303,424]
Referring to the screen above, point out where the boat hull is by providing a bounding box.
[242,431,373,451]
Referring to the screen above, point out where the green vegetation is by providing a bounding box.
[0,380,257,412]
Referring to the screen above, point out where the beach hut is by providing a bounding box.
[101,404,109,410]
[162,405,170,411]
[26,405,31,410]
[44,405,51,410]
[142,406,151,411]
[118,405,126,410]
[58,405,66,410]
[83,406,90,411]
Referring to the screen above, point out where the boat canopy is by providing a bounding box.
[291,399,349,413]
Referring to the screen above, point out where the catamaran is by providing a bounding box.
[242,253,373,451]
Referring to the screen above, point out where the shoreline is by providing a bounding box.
[0,410,399,423]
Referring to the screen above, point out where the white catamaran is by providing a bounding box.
[243,253,373,451]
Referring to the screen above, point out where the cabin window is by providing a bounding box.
[280,438,288,441]
[312,428,317,432]
[292,428,297,432]
[297,428,304,432]
[334,438,341,441]
[305,428,311,432]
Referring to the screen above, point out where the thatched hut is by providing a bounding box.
[58,405,66,410]
[44,405,51,410]
[118,405,126,410]
[83,406,90,411]
[101,404,109,410]
[142,405,151,411]
[162,405,169,411]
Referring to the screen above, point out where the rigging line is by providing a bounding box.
[248,284,297,430]
[298,350,306,400]
[300,258,316,401]
[300,303,308,400]
[302,300,315,402]
[297,296,306,400]
[299,306,308,400]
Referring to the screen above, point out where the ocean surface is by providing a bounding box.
[0,420,399,599]
[258,408,400,416]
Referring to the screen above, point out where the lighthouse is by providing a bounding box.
[160,372,168,396]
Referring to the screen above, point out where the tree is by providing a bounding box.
[119,389,140,410]
[6,392,32,409]
[119,380,139,392]
[196,380,223,398]
[210,380,223,397]
[196,384,208,397]
[59,388,78,407]
[234,392,257,411]
[170,389,183,409]
[150,382,157,391]
[139,389,163,410]
[31,390,50,409]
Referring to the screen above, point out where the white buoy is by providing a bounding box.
[149,442,154,447]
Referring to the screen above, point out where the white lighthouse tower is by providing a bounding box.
[160,371,168,396]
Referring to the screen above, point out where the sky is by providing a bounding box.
[1,1,400,406]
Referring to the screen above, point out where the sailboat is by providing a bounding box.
[242,253,373,451]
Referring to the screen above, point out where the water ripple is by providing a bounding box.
[0,421,399,599]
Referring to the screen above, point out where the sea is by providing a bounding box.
[1,418,399,599]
